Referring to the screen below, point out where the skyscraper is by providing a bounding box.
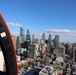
[41,44,45,53]
[73,44,76,62]
[28,44,38,58]
[26,29,31,42]
[42,33,45,42]
[20,27,25,43]
[32,34,35,43]
[16,36,22,50]
[55,35,59,49]
[12,35,17,46]
[59,46,65,58]
[48,34,52,45]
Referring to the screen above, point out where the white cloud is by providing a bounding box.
[46,29,76,33]
[35,29,76,43]
[46,29,76,36]
[7,22,22,27]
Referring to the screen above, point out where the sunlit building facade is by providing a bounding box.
[26,29,31,42]
[20,27,25,43]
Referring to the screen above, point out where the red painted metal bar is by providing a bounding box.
[0,13,18,75]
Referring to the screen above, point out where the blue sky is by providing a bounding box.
[0,0,76,42]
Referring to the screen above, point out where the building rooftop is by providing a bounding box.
[39,65,55,75]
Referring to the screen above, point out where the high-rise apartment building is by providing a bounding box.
[42,33,45,42]
[26,29,31,42]
[21,41,31,50]
[41,44,46,53]
[32,34,35,43]
[12,35,17,46]
[16,36,22,51]
[40,39,45,44]
[59,46,65,54]
[72,43,76,62]
[28,44,38,59]
[48,34,52,50]
[59,46,65,58]
[20,27,25,43]
[34,38,40,45]
[48,34,52,45]
[55,35,59,49]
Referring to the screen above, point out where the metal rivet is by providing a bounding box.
[0,27,3,30]
[12,66,14,68]
[9,52,12,54]
[7,45,10,47]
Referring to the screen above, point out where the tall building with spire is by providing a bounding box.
[26,29,31,42]
[20,27,25,43]
[42,33,45,42]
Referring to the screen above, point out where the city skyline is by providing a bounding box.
[0,0,76,42]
